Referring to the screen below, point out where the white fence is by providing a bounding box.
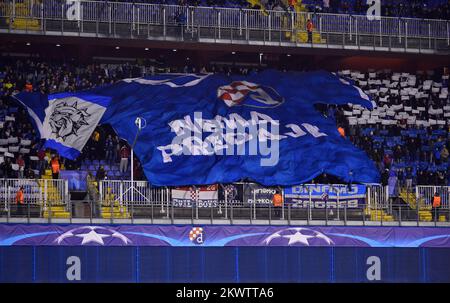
[0,178,68,211]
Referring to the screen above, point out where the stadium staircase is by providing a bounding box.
[399,188,432,222]
[92,184,130,219]
[364,207,394,222]
[285,1,326,44]
[41,169,71,219]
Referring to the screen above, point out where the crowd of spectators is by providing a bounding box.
[327,68,450,188]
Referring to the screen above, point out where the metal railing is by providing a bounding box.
[0,0,449,54]
[0,178,69,221]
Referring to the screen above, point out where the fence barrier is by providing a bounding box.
[0,178,448,225]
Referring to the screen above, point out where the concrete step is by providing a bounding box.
[43,212,71,219]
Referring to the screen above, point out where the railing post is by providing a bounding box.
[337,189,340,220]
[137,7,140,36]
[109,3,112,35]
[349,15,352,42]
[291,11,294,39]
[288,204,291,225]
[269,203,271,224]
[308,187,311,223]
[61,3,64,35]
[239,8,242,36]
[379,19,382,47]
[245,11,248,40]
[171,195,174,224]
[163,7,166,37]
[191,7,194,38]
[218,10,221,39]
[40,2,44,32]
[7,193,10,223]
[447,21,449,46]
[27,194,30,223]
[344,199,347,226]
[80,1,83,34]
[428,22,431,49]
[281,186,285,220]
[405,21,408,49]
[268,12,271,41]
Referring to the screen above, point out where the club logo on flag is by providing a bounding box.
[49,101,91,141]
[217,81,284,108]
[189,227,204,244]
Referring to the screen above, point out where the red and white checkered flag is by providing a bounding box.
[190,187,199,201]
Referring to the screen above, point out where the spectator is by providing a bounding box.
[337,126,346,138]
[432,192,441,221]
[105,135,114,164]
[272,189,283,218]
[96,166,106,182]
[15,186,24,216]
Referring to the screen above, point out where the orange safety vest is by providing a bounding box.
[307,21,314,32]
[433,196,441,208]
[51,159,60,173]
[16,189,24,205]
[273,193,283,207]
[338,127,346,138]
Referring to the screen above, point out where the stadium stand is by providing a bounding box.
[104,0,450,19]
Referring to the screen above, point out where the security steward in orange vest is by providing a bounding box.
[272,191,283,218]
[338,126,346,138]
[51,156,60,179]
[432,193,441,221]
[15,186,24,216]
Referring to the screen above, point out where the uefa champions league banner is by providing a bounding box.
[15,70,380,186]
[284,184,366,209]
[1,224,450,247]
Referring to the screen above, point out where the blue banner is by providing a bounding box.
[16,70,380,186]
[284,184,367,208]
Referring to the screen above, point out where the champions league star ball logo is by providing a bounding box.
[49,101,91,141]
[189,227,204,245]
[217,81,284,108]
[55,226,131,245]
[264,227,334,246]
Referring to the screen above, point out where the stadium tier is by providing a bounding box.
[0,57,449,224]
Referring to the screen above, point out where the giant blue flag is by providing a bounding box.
[16,70,380,186]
